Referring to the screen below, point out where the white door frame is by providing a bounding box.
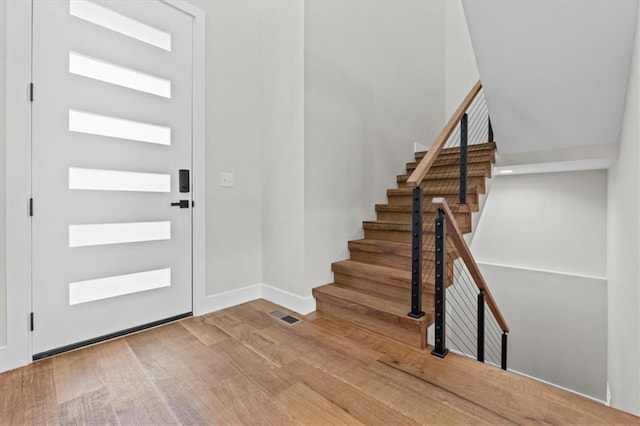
[1,0,206,372]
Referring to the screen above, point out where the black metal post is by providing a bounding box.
[431,208,449,358]
[477,290,485,363]
[408,187,425,318]
[459,114,468,204]
[488,116,494,142]
[501,332,508,370]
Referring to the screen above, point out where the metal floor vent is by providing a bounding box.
[269,310,301,325]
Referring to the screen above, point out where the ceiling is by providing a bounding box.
[463,0,638,165]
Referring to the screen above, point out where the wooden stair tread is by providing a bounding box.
[425,152,494,167]
[415,149,495,163]
[387,187,479,197]
[363,220,434,233]
[402,169,490,179]
[363,220,470,237]
[415,141,496,159]
[313,283,433,325]
[375,203,478,214]
[395,181,486,198]
[333,259,410,281]
[406,160,492,172]
[348,238,458,255]
[331,259,453,291]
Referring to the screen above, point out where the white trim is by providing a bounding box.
[2,0,32,372]
[476,260,607,281]
[509,367,608,406]
[198,284,263,314]
[184,0,208,318]
[493,158,612,176]
[196,284,317,317]
[1,0,207,373]
[413,142,429,153]
[262,284,316,315]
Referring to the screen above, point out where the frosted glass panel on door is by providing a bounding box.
[69,167,171,192]
[69,221,171,247]
[69,51,171,98]
[69,0,172,51]
[69,109,171,145]
[69,268,171,305]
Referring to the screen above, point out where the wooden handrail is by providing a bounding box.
[406,80,483,188]
[432,197,510,333]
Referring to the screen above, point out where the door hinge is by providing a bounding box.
[29,198,33,217]
[29,83,34,102]
[30,312,34,331]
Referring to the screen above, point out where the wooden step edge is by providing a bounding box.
[405,167,493,178]
[331,260,454,289]
[406,159,494,170]
[313,288,430,348]
[348,238,460,255]
[375,203,477,213]
[312,283,433,327]
[415,141,497,158]
[415,150,496,163]
[418,153,495,164]
[387,187,480,196]
[420,153,496,163]
[396,170,489,183]
[332,259,411,280]
[362,221,420,232]
[362,221,472,235]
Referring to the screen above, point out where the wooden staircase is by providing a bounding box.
[312,141,497,348]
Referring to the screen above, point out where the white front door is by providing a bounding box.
[31,0,194,358]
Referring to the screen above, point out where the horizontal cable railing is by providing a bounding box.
[434,198,508,368]
[405,80,508,369]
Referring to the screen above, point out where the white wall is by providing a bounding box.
[445,0,479,118]
[261,0,306,296]
[189,1,264,296]
[480,263,607,400]
[303,0,446,291]
[607,3,640,414]
[471,170,608,401]
[473,171,606,276]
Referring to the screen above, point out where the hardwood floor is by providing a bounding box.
[1,299,637,425]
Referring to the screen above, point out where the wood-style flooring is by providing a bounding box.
[1,299,637,425]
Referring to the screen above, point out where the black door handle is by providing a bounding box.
[171,200,190,208]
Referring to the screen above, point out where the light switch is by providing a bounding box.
[220,172,233,187]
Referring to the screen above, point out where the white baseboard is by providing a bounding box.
[0,343,30,373]
[509,367,608,406]
[197,283,262,315]
[196,283,316,317]
[261,284,316,315]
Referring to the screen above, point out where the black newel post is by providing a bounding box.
[501,332,508,370]
[408,187,425,319]
[431,208,449,358]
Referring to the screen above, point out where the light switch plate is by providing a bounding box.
[220,172,233,187]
